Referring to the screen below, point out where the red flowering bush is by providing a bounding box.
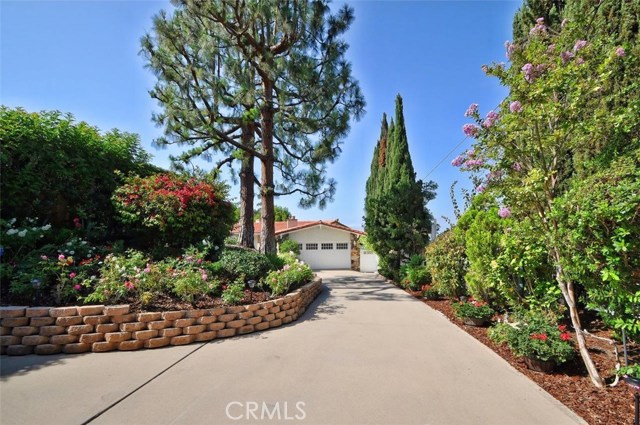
[113,173,234,254]
[489,310,575,363]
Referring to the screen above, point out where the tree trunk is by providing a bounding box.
[553,253,605,388]
[259,79,277,254]
[238,124,255,248]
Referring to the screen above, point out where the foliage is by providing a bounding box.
[221,280,246,305]
[255,206,292,222]
[278,239,300,256]
[457,194,510,306]
[490,310,575,363]
[552,150,640,340]
[112,173,234,255]
[424,230,467,298]
[217,247,274,281]
[265,258,314,296]
[618,364,640,379]
[365,96,437,279]
[422,288,441,300]
[453,299,495,320]
[399,255,431,291]
[0,107,154,233]
[456,12,640,387]
[141,1,365,254]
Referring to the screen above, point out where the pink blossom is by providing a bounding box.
[463,159,484,168]
[504,41,515,59]
[464,103,478,117]
[481,64,489,74]
[521,63,535,83]
[529,18,547,36]
[513,162,523,172]
[462,124,479,137]
[283,264,291,271]
[41,255,49,261]
[576,57,585,65]
[58,254,65,261]
[201,273,208,281]
[547,44,556,53]
[124,281,135,290]
[561,18,568,29]
[451,156,464,167]
[573,40,588,52]
[616,47,625,57]
[561,51,574,65]
[144,267,151,273]
[69,272,77,279]
[74,284,81,291]
[482,111,499,128]
[509,101,522,113]
[475,185,485,193]
[498,207,511,218]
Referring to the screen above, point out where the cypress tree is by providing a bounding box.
[364,94,437,279]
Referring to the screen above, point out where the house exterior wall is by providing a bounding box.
[285,225,351,269]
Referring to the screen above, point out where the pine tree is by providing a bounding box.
[364,94,437,279]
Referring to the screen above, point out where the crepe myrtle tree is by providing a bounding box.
[455,18,636,387]
[141,0,365,254]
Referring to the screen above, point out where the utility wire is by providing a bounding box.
[423,135,470,179]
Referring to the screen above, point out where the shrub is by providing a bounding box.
[221,280,245,305]
[171,267,218,304]
[425,230,467,298]
[422,288,440,300]
[618,364,640,379]
[112,173,234,255]
[452,299,494,320]
[0,107,155,233]
[400,256,431,290]
[265,260,314,296]
[491,310,575,363]
[217,247,273,281]
[278,239,300,255]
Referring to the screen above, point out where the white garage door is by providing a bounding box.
[299,242,351,270]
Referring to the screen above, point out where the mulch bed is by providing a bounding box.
[127,291,272,312]
[405,290,638,425]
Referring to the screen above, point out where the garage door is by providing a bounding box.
[299,242,351,270]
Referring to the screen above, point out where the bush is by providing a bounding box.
[112,173,235,254]
[217,247,274,281]
[490,310,575,363]
[265,259,314,296]
[399,255,431,290]
[221,281,245,305]
[452,299,494,320]
[425,230,467,298]
[278,239,300,255]
[422,288,440,300]
[0,107,155,234]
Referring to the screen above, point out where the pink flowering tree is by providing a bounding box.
[455,17,637,387]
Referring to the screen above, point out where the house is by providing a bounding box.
[232,217,379,272]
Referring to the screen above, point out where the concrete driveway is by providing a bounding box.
[1,271,585,425]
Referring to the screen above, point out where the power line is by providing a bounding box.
[423,135,470,179]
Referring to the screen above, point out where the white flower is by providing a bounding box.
[87,254,91,258]
[81,241,87,245]
[9,218,16,225]
[40,234,44,238]
[17,230,27,237]
[70,251,75,255]
[66,242,72,246]
[41,224,51,231]
[6,229,18,235]
[31,227,38,231]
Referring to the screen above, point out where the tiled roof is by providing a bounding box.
[232,219,365,236]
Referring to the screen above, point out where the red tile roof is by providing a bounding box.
[232,219,365,236]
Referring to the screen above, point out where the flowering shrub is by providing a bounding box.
[399,255,430,291]
[489,310,574,363]
[221,281,245,305]
[112,173,234,254]
[452,298,495,320]
[265,258,314,296]
[424,230,467,298]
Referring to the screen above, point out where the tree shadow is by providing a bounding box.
[0,352,86,380]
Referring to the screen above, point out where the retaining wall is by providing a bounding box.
[0,278,322,355]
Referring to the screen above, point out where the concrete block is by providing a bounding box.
[49,307,78,317]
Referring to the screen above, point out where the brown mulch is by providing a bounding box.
[405,290,638,425]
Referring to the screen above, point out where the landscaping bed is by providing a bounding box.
[410,291,638,425]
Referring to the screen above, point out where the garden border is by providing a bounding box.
[0,277,322,356]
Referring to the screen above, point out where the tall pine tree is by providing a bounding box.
[364,95,437,279]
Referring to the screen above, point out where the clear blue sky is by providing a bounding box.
[1,0,522,230]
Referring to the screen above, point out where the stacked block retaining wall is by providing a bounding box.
[0,278,322,356]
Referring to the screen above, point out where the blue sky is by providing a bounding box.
[1,0,521,230]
